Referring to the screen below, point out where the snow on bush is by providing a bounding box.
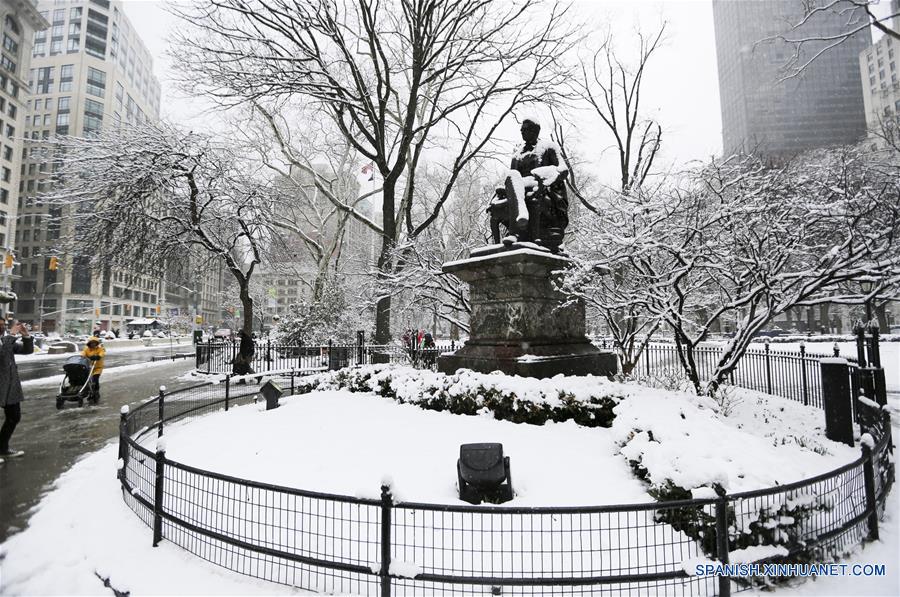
[297,365,627,428]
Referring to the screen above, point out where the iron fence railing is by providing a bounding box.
[119,368,894,596]
[195,341,457,375]
[596,340,852,409]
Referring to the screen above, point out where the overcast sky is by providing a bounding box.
[115,0,877,184]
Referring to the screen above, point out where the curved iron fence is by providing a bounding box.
[119,366,894,596]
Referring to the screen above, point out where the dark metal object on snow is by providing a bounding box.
[261,380,283,410]
[457,443,513,504]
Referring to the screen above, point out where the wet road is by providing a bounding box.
[0,359,197,542]
[16,343,196,382]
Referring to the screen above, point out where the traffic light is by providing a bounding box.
[48,256,58,271]
[94,307,100,316]
[3,253,13,269]
[195,315,203,324]
[156,304,161,315]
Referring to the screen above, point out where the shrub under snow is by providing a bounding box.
[298,365,627,428]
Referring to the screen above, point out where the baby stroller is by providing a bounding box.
[56,355,98,409]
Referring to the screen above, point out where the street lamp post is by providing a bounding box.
[39,281,64,333]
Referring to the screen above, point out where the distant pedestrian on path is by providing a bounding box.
[0,319,33,463]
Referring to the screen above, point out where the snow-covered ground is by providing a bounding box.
[1,372,896,595]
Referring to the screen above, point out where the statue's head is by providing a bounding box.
[520,118,540,146]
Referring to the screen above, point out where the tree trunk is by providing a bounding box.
[876,302,889,331]
[239,283,254,335]
[374,179,397,344]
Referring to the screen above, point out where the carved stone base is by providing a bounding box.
[437,247,617,378]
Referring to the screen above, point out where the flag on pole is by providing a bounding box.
[361,162,374,181]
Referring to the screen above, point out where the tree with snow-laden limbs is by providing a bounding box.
[562,146,900,394]
[171,0,578,342]
[276,277,370,345]
[42,122,286,336]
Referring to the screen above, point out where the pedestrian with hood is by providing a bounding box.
[80,336,106,403]
[1,319,33,462]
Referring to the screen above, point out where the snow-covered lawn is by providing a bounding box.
[1,367,895,596]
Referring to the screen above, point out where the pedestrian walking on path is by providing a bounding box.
[0,319,33,463]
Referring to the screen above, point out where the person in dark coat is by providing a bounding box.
[232,329,255,376]
[0,320,33,462]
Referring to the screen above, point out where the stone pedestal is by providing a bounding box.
[437,246,617,378]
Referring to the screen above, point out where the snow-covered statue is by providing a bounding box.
[488,116,569,252]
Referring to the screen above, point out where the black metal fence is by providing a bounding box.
[119,368,894,596]
[196,341,455,375]
[606,341,842,409]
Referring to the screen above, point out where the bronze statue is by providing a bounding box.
[488,117,569,252]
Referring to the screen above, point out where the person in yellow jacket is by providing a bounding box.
[81,337,106,403]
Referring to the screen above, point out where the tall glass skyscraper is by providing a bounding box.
[712,0,870,158]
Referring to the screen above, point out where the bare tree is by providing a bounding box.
[552,24,665,206]
[761,0,895,78]
[238,103,374,302]
[43,122,284,336]
[170,0,577,342]
[551,24,668,370]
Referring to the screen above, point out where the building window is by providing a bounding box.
[56,112,69,128]
[2,34,17,54]
[0,55,15,75]
[2,167,10,182]
[0,188,7,204]
[4,16,20,36]
[32,42,45,57]
[50,39,62,55]
[58,96,70,112]
[6,103,14,118]
[59,64,73,91]
[67,37,80,53]
[35,66,54,93]
[86,67,106,97]
[4,124,12,139]
[2,146,11,161]
[83,99,104,134]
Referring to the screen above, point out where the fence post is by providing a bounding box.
[821,359,854,446]
[266,339,272,370]
[862,442,879,541]
[715,496,731,597]
[290,369,295,396]
[157,386,166,438]
[644,346,651,376]
[380,484,393,597]
[328,339,333,370]
[800,342,809,407]
[855,322,867,366]
[152,444,166,547]
[225,375,231,411]
[118,405,129,480]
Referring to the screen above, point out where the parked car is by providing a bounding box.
[213,328,232,339]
